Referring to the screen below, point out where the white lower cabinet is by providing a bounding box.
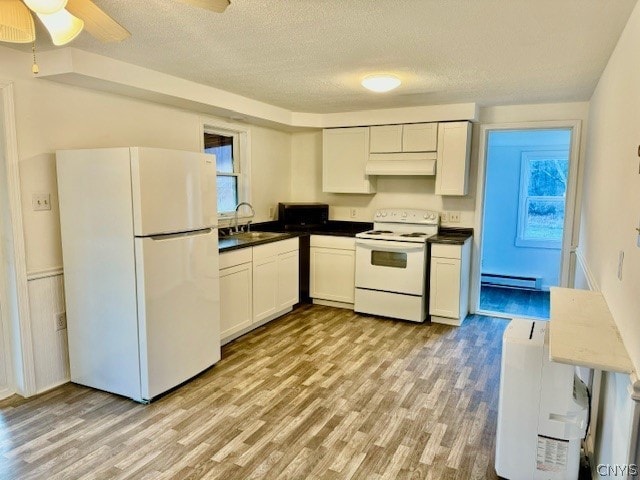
[219,249,253,342]
[220,237,299,345]
[277,250,300,309]
[252,255,279,323]
[310,235,355,307]
[429,238,471,326]
[252,237,299,324]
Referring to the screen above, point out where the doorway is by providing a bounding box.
[474,123,581,320]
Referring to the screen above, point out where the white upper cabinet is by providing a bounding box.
[435,121,472,196]
[369,123,437,153]
[323,127,376,194]
[369,125,403,153]
[402,123,438,152]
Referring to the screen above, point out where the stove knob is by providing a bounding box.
[430,214,436,220]
[423,214,428,219]
[376,212,381,217]
[382,212,387,217]
[402,212,407,218]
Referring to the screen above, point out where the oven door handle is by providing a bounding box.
[355,239,425,252]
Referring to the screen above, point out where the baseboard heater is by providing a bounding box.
[481,273,542,290]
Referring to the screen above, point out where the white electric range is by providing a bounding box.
[354,208,439,322]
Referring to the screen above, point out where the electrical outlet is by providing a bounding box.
[449,211,461,223]
[55,311,67,331]
[32,193,51,211]
[350,208,357,218]
[440,212,449,223]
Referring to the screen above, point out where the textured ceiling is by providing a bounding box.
[25,0,639,113]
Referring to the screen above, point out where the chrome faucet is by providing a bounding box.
[233,202,255,233]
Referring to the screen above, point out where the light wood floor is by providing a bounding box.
[0,305,507,479]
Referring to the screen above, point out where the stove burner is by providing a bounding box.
[367,230,393,235]
[400,232,428,238]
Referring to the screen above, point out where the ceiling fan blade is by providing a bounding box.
[66,0,130,42]
[174,0,231,13]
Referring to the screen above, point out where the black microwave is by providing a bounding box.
[278,203,329,231]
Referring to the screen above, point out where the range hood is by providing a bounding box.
[365,152,437,176]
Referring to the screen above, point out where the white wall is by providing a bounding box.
[578,0,640,470]
[1,45,292,393]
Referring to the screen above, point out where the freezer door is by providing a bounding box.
[135,228,221,400]
[131,147,218,236]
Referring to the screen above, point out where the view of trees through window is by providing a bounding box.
[204,132,237,213]
[521,155,568,243]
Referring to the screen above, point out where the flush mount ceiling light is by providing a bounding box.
[361,74,402,93]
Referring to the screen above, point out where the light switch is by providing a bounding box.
[32,193,51,211]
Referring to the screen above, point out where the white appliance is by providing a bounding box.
[496,318,588,479]
[57,147,220,403]
[354,208,439,322]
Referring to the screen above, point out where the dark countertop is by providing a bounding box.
[218,220,372,252]
[428,227,474,245]
[218,231,301,252]
[234,220,372,236]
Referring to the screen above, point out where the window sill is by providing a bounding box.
[514,238,562,249]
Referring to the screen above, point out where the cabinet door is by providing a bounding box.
[277,250,299,309]
[402,123,438,152]
[429,257,461,318]
[220,263,253,340]
[370,125,403,153]
[310,247,356,303]
[322,128,376,193]
[435,121,472,196]
[253,255,278,323]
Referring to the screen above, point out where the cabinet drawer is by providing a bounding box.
[219,248,252,269]
[431,243,462,259]
[253,237,299,260]
[310,235,355,250]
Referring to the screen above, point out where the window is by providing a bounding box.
[204,132,237,213]
[516,151,569,249]
[203,123,250,219]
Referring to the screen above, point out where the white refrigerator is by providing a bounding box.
[57,147,220,403]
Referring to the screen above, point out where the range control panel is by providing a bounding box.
[374,208,439,225]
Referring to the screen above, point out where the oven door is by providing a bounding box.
[355,239,426,295]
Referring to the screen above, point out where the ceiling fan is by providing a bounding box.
[0,0,230,46]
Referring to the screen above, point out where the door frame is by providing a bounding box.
[470,120,582,316]
[0,80,37,397]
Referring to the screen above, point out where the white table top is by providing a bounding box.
[549,287,633,374]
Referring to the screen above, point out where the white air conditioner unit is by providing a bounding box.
[496,318,588,480]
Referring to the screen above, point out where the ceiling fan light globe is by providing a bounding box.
[0,0,36,43]
[37,8,83,45]
[24,0,68,15]
[361,75,401,93]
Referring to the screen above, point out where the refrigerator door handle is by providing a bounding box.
[148,227,213,241]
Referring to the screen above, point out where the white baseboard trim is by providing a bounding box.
[27,267,64,281]
[312,299,354,310]
[35,378,70,396]
[430,315,464,326]
[575,249,599,292]
[221,306,293,346]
